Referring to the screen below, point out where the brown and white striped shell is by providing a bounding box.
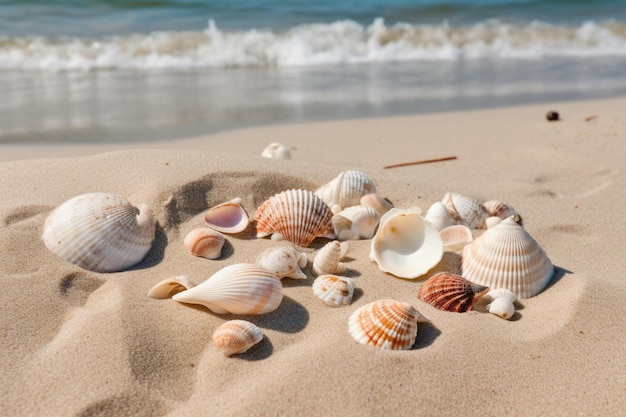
[315,170,377,214]
[312,275,355,307]
[332,205,380,240]
[348,299,429,350]
[254,189,335,247]
[313,240,348,276]
[417,272,489,312]
[442,192,490,229]
[204,198,249,234]
[184,228,225,259]
[255,244,307,280]
[483,200,521,223]
[212,320,264,356]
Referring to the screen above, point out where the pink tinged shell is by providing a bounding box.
[483,200,521,223]
[254,189,335,247]
[417,272,489,312]
[147,275,194,299]
[172,263,283,315]
[442,192,490,229]
[212,320,264,356]
[41,192,155,273]
[348,299,429,350]
[204,198,249,234]
[360,193,394,217]
[255,245,307,280]
[315,170,377,214]
[424,201,456,231]
[312,275,355,307]
[440,224,473,253]
[461,217,554,298]
[184,228,225,259]
[313,240,348,276]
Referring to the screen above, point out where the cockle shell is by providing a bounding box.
[440,224,473,253]
[360,193,394,217]
[424,201,456,231]
[172,263,283,315]
[417,272,489,312]
[254,189,335,247]
[461,217,554,298]
[315,170,377,214]
[255,245,307,280]
[483,200,521,223]
[485,288,517,303]
[313,240,348,276]
[487,298,516,320]
[184,228,225,259]
[261,142,291,160]
[212,320,264,356]
[312,275,355,307]
[147,275,195,299]
[204,198,249,234]
[332,205,380,240]
[442,192,490,229]
[41,192,155,273]
[348,299,429,350]
[370,208,444,279]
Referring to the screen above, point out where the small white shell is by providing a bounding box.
[261,142,291,160]
[204,198,249,234]
[255,245,307,280]
[442,192,490,229]
[484,288,517,304]
[483,200,520,223]
[332,205,380,240]
[360,193,394,217]
[424,201,456,231]
[184,228,225,259]
[315,170,377,214]
[312,275,355,307]
[313,240,348,276]
[440,224,473,253]
[487,298,515,320]
[147,275,195,299]
[212,320,264,356]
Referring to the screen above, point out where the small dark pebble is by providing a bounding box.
[546,110,560,121]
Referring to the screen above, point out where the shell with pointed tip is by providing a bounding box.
[442,192,490,229]
[487,298,515,320]
[417,272,489,312]
[461,217,554,298]
[348,299,429,350]
[315,170,377,214]
[212,320,264,356]
[255,245,307,280]
[440,224,473,253]
[204,198,249,234]
[147,275,195,299]
[184,228,225,259]
[254,189,335,247]
[332,205,380,240]
[313,275,355,307]
[41,192,155,273]
[172,263,283,315]
[425,201,456,231]
[483,200,520,223]
[313,240,348,276]
[369,208,444,279]
[261,142,291,160]
[360,193,394,217]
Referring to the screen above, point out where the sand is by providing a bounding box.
[1,97,624,416]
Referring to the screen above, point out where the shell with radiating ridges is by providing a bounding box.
[172,263,283,315]
[254,189,335,247]
[348,299,429,350]
[487,298,516,320]
[440,224,473,253]
[204,198,249,234]
[212,320,264,356]
[315,170,377,214]
[261,142,291,160]
[442,192,490,229]
[461,217,554,298]
[483,200,521,223]
[147,275,195,299]
[360,193,394,217]
[313,275,355,307]
[255,244,307,280]
[313,240,348,276]
[484,288,517,303]
[417,272,489,312]
[41,192,155,273]
[184,227,225,259]
[425,201,456,231]
[332,205,380,240]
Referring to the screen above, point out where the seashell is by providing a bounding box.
[484,288,517,304]
[172,263,283,315]
[348,299,429,350]
[147,275,195,299]
[442,192,490,229]
[483,200,521,223]
[261,142,291,160]
[440,224,473,252]
[332,205,380,240]
[369,208,443,279]
[212,320,264,356]
[360,193,394,217]
[312,275,355,307]
[487,298,515,320]
[485,216,503,229]
[313,240,348,276]
[184,227,225,259]
[424,201,456,231]
[461,217,554,298]
[417,272,489,312]
[315,170,377,214]
[204,198,249,234]
[41,192,155,273]
[254,189,335,247]
[255,244,307,280]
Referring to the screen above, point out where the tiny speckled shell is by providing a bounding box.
[184,228,225,259]
[417,272,489,312]
[312,275,355,307]
[212,320,263,356]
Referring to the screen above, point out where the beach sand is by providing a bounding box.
[1,97,624,416]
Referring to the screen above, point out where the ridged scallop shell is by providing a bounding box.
[461,217,554,298]
[483,200,521,223]
[369,208,444,279]
[172,263,283,315]
[487,298,515,320]
[255,245,307,280]
[254,189,335,247]
[424,201,456,231]
[313,240,348,276]
[204,198,249,234]
[312,275,355,307]
[332,205,380,240]
[261,142,291,160]
[417,272,489,312]
[41,192,155,273]
[348,299,429,350]
[315,170,377,214]
[440,224,473,253]
[184,228,225,259]
[147,275,194,299]
[485,288,517,304]
[442,192,490,229]
[360,193,394,217]
[212,320,264,356]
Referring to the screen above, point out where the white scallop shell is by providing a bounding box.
[440,224,473,253]
[315,170,377,214]
[332,205,380,240]
[41,192,155,273]
[424,201,456,231]
[172,263,283,315]
[312,275,355,307]
[204,198,249,234]
[487,298,515,320]
[147,275,195,299]
[483,200,520,223]
[484,288,517,304]
[369,208,444,279]
[255,244,307,280]
[261,142,291,160]
[313,240,348,276]
[212,320,264,356]
[360,193,394,217]
[184,227,225,259]
[442,192,490,229]
[461,217,554,298]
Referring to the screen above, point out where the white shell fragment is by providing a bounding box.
[147,275,195,299]
[487,298,516,320]
[425,201,456,231]
[212,320,264,356]
[255,245,307,280]
[315,170,377,214]
[184,227,226,259]
[261,142,292,160]
[42,192,156,273]
[312,275,355,307]
[204,198,250,234]
[440,224,473,253]
[332,205,380,241]
[442,192,490,229]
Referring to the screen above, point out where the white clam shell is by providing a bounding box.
[204,198,249,234]
[440,224,473,253]
[332,205,380,240]
[41,192,155,273]
[184,227,225,259]
[487,298,516,320]
[261,142,291,160]
[313,240,348,276]
[461,217,554,298]
[212,320,264,356]
[442,192,490,229]
[315,170,377,214]
[147,275,195,299]
[360,193,394,217]
[369,208,444,279]
[312,275,355,307]
[172,263,283,315]
[255,245,307,280]
[424,201,456,231]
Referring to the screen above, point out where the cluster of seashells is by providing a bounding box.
[40,169,555,354]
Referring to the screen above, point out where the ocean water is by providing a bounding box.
[1,0,626,143]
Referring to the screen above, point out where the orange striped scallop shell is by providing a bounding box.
[212,320,264,356]
[417,272,489,312]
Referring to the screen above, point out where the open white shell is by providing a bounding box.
[204,198,249,234]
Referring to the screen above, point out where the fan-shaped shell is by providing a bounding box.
[348,299,429,350]
[424,201,456,231]
[487,298,515,320]
[483,200,521,223]
[417,272,489,312]
[254,189,335,247]
[204,198,249,234]
[332,205,380,240]
[212,320,264,356]
[313,275,355,307]
[369,208,443,279]
[315,170,377,214]
[442,192,490,229]
[41,192,155,273]
[147,275,194,299]
[255,245,307,280]
[360,193,394,217]
[172,263,283,315]
[440,224,473,253]
[461,217,554,298]
[313,240,348,276]
[184,228,225,259]
[485,288,517,304]
[261,142,291,160]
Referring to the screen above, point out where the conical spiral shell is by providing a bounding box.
[483,200,521,223]
[417,272,489,312]
[313,240,348,276]
[461,217,554,298]
[172,263,283,315]
[41,192,155,273]
[425,201,456,231]
[442,192,490,229]
[212,320,264,356]
[254,189,335,247]
[332,205,380,240]
[315,170,377,214]
[312,275,355,307]
[255,245,307,280]
[184,228,225,259]
[147,275,195,299]
[204,198,249,234]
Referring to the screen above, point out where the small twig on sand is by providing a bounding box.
[383,156,458,169]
